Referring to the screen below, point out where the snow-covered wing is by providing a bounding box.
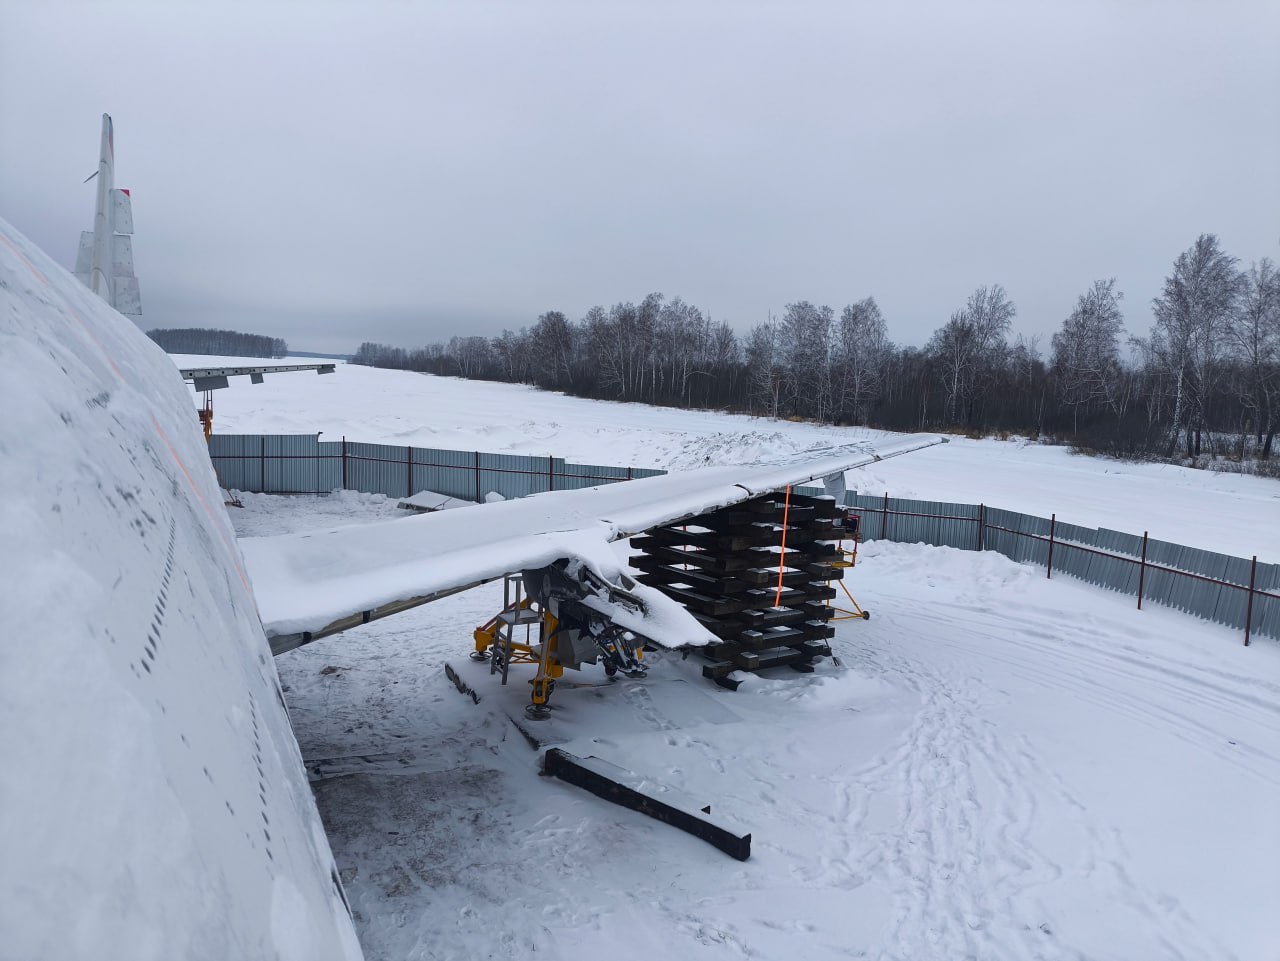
[239,434,944,649]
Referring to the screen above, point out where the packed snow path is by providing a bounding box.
[240,495,1280,961]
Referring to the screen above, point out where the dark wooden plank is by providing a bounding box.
[680,505,816,530]
[543,749,751,861]
[645,526,781,552]
[782,493,841,515]
[634,567,758,595]
[629,538,771,573]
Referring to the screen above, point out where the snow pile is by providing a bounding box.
[399,489,483,512]
[0,219,361,960]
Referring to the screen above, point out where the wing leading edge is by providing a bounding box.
[241,433,945,653]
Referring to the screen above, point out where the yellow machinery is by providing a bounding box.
[472,568,649,717]
[828,511,871,621]
[472,575,564,715]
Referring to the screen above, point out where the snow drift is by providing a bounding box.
[0,218,362,960]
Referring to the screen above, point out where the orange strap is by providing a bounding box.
[775,485,791,606]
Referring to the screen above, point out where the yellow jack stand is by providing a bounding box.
[199,390,214,440]
[472,575,564,717]
[828,537,871,621]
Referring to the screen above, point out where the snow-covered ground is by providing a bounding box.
[232,492,1280,961]
[182,356,1279,562]
[210,362,1280,960]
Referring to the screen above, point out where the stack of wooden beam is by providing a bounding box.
[630,492,845,688]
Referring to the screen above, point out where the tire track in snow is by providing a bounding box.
[844,591,1251,961]
[852,643,1075,960]
[904,603,1280,789]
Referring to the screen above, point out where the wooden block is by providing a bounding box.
[701,660,737,679]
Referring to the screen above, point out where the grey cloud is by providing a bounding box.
[2,1,1277,355]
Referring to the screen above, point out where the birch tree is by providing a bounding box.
[833,297,889,424]
[1051,279,1125,431]
[1150,234,1242,456]
[1229,258,1280,456]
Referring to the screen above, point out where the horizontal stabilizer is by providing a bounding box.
[74,230,93,277]
[111,234,135,276]
[113,276,142,316]
[111,189,134,234]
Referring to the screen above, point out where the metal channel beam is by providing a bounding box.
[180,363,336,389]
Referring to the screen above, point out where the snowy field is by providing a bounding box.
[236,494,1280,961]
[209,360,1280,960]
[181,356,1279,562]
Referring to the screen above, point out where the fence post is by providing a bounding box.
[341,436,348,491]
[881,492,889,540]
[1137,532,1148,610]
[977,503,985,552]
[1046,513,1056,578]
[1245,555,1257,647]
[627,466,633,481]
[260,436,266,493]
[549,455,555,492]
[474,451,481,503]
[406,446,412,498]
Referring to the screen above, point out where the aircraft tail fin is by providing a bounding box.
[77,114,142,316]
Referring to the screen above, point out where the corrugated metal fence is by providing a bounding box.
[826,490,1278,643]
[207,434,665,503]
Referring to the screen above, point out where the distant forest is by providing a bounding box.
[149,328,288,358]
[353,235,1279,468]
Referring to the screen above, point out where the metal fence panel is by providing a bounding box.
[410,446,477,500]
[557,461,626,492]
[342,441,411,497]
[263,435,321,493]
[1074,530,1130,594]
[316,441,342,492]
[478,452,553,499]
[1052,521,1098,585]
[206,434,261,491]
[1256,593,1280,639]
[1145,540,1226,619]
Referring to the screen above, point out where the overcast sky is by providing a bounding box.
[2,1,1277,355]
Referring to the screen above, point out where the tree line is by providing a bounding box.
[353,234,1279,464]
[148,328,288,358]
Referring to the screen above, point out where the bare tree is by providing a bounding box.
[928,311,975,423]
[778,301,835,421]
[528,311,574,390]
[448,335,492,378]
[928,285,1016,426]
[1051,278,1126,432]
[745,319,783,417]
[1150,234,1242,457]
[1229,258,1280,457]
[491,328,529,382]
[833,297,889,424]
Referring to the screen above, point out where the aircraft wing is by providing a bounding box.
[241,434,945,654]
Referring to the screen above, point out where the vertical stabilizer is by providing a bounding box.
[79,113,142,316]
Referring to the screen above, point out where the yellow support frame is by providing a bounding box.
[473,596,564,707]
[828,535,871,621]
